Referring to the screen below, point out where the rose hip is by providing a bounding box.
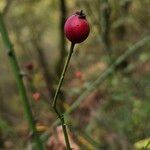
[32,92,41,102]
[74,71,83,79]
[64,10,90,44]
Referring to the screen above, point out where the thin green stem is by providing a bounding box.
[40,36,150,144]
[52,42,75,150]
[0,13,43,149]
[56,35,150,119]
[67,35,150,114]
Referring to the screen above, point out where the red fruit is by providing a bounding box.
[74,71,83,79]
[32,92,41,101]
[64,10,90,44]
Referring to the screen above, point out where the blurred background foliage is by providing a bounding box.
[0,0,150,149]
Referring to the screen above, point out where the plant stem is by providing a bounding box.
[56,0,67,77]
[100,0,112,63]
[0,13,43,149]
[52,43,75,150]
[54,35,150,120]
[66,36,150,114]
[41,36,150,144]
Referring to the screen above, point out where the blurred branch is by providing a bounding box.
[66,35,150,114]
[113,0,131,40]
[76,129,102,149]
[41,35,150,142]
[0,13,43,149]
[32,39,55,99]
[41,107,102,148]
[51,36,150,126]
[100,0,111,50]
[56,0,67,77]
[84,0,100,28]
[2,0,12,16]
[144,140,150,150]
[66,35,150,148]
[100,0,112,62]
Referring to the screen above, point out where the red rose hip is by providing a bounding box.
[64,10,90,44]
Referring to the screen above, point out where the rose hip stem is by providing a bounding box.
[0,13,43,150]
[52,10,90,149]
[52,42,75,150]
